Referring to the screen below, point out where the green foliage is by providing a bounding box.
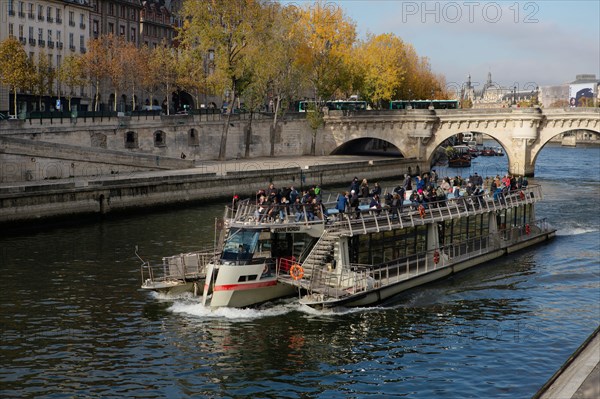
[306,102,325,130]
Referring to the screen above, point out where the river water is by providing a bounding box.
[1,143,599,398]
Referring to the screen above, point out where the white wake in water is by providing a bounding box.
[168,298,301,320]
[555,226,599,236]
[167,297,387,320]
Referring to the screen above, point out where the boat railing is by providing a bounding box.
[306,217,551,301]
[140,247,219,288]
[340,184,543,237]
[226,197,339,228]
[223,185,543,236]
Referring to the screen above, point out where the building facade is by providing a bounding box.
[461,72,539,109]
[1,0,184,115]
[1,0,91,114]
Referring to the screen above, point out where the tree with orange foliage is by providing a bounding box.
[82,37,108,111]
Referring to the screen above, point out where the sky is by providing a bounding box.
[328,0,600,91]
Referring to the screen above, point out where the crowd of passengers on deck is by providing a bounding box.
[236,170,530,224]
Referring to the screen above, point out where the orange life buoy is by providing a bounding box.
[433,250,440,264]
[519,191,526,201]
[418,205,426,218]
[525,224,531,235]
[290,264,304,280]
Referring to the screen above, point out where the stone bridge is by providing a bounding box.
[323,108,600,176]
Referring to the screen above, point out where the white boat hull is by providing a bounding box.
[300,231,555,308]
[206,263,297,308]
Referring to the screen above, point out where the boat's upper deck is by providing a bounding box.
[224,184,543,237]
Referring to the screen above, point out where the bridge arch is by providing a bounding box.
[531,128,600,167]
[330,137,404,157]
[425,129,513,167]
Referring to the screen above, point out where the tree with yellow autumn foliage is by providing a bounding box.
[57,54,86,112]
[0,37,35,117]
[292,1,357,101]
[355,33,407,109]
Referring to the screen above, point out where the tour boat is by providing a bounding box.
[141,183,555,310]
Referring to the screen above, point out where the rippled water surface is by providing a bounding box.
[1,144,599,398]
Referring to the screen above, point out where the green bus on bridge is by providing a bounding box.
[390,100,459,110]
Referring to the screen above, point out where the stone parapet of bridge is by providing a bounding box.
[325,108,599,176]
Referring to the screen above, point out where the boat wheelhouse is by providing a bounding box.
[195,183,555,309]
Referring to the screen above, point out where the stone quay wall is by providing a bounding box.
[0,113,315,183]
[0,158,425,226]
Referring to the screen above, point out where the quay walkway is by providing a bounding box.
[0,155,403,192]
[534,326,600,399]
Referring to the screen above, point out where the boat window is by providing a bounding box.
[354,226,428,265]
[222,229,260,261]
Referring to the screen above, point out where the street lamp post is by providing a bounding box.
[513,86,517,106]
[430,89,434,109]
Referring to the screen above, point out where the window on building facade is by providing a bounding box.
[47,29,52,43]
[38,28,42,40]
[9,24,14,37]
[18,1,24,16]
[47,53,52,67]
[47,6,52,22]
[69,11,74,26]
[80,35,84,49]
[130,27,136,42]
[37,4,42,20]
[28,26,33,39]
[120,25,125,36]
[8,0,14,14]
[27,3,33,19]
[57,30,61,44]
[69,32,74,47]
[80,13,85,29]
[56,54,61,68]
[109,4,114,16]
[56,9,61,23]
[108,22,114,34]
[93,20,99,36]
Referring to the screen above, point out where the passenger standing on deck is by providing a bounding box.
[336,191,348,214]
[350,177,360,194]
[403,174,412,191]
[360,179,369,198]
[416,175,425,193]
[350,190,360,218]
[391,193,402,215]
[289,186,299,204]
